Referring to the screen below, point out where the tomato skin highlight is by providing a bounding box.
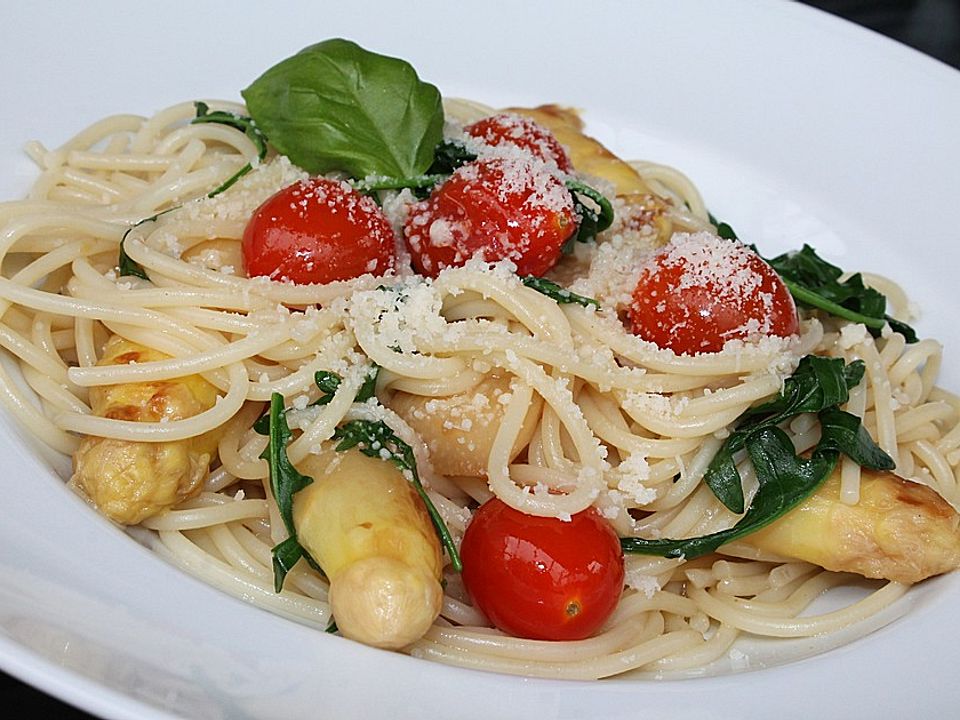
[460,498,625,641]
[403,157,576,278]
[627,234,799,355]
[465,113,573,171]
[242,177,396,284]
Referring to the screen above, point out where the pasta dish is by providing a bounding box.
[1,39,957,680]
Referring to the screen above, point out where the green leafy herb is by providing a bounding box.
[765,244,918,343]
[314,365,379,405]
[118,233,149,280]
[428,140,476,175]
[242,38,444,178]
[333,419,462,572]
[565,180,615,248]
[117,207,179,280]
[707,211,738,240]
[350,173,446,194]
[325,618,339,634]
[522,276,599,309]
[259,393,315,591]
[623,427,838,559]
[622,357,895,560]
[704,355,875,514]
[192,101,268,197]
[253,365,380,434]
[817,406,897,469]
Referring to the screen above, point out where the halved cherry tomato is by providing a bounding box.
[242,177,395,284]
[465,113,573,171]
[627,233,798,354]
[460,498,625,641]
[403,157,576,278]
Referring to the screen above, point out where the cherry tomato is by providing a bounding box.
[627,233,798,354]
[403,157,576,278]
[242,177,395,284]
[460,498,625,641]
[465,113,573,171]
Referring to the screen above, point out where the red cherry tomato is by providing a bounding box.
[465,113,572,171]
[627,233,798,354]
[242,178,395,284]
[403,157,576,278]
[460,498,625,641]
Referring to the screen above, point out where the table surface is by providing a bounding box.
[3,1,959,718]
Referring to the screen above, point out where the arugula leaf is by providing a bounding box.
[117,207,180,280]
[707,211,738,240]
[622,427,837,559]
[192,101,269,197]
[314,365,379,405]
[259,393,315,591]
[253,365,380,434]
[624,357,895,560]
[565,180,615,248]
[817,407,896,469]
[704,356,861,513]
[333,419,462,572]
[703,355,863,514]
[271,535,305,593]
[428,140,476,175]
[350,173,446,194]
[242,39,444,178]
[766,244,918,343]
[118,233,149,280]
[522,276,599,309]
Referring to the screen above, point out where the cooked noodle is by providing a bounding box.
[0,97,956,680]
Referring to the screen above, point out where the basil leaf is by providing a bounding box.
[622,428,837,559]
[522,276,599,309]
[333,419,462,572]
[242,39,444,178]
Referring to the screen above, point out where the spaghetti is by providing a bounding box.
[1,84,958,679]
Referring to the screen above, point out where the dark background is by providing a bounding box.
[3,1,959,718]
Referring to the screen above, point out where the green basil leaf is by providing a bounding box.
[242,39,444,178]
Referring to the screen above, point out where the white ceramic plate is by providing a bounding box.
[2,1,959,717]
